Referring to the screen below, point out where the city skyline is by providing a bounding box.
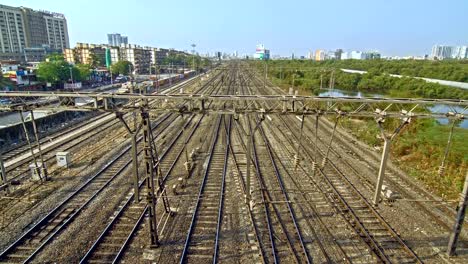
[1,0,467,57]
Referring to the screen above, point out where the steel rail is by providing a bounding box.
[179,115,223,263]
[1,112,105,162]
[80,114,200,263]
[0,113,174,263]
[2,117,120,185]
[248,67,421,263]
[178,69,232,263]
[228,123,268,264]
[231,119,277,263]
[1,71,212,190]
[261,116,352,263]
[213,116,231,263]
[307,115,468,231]
[239,74,280,264]
[279,115,422,263]
[245,79,310,262]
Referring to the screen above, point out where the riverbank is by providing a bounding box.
[259,62,467,200]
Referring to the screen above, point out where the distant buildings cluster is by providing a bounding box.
[431,45,468,60]
[0,4,70,62]
[64,43,190,74]
[308,49,380,61]
[253,44,270,60]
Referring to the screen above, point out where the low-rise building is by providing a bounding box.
[64,48,74,63]
[119,44,151,74]
[72,43,106,66]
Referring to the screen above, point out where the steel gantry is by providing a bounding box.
[1,90,467,254]
[0,91,466,119]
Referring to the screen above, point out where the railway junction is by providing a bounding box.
[0,62,467,263]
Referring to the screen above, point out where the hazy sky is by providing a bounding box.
[4,0,467,56]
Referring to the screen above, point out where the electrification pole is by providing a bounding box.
[0,152,7,193]
[448,171,468,256]
[141,110,160,247]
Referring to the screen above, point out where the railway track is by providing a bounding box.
[0,113,177,263]
[3,114,120,183]
[1,112,102,162]
[79,114,203,263]
[2,63,454,263]
[262,115,373,263]
[274,114,422,263]
[241,67,422,263]
[78,71,226,263]
[253,65,468,234]
[312,115,468,233]
[179,115,227,263]
[1,72,207,189]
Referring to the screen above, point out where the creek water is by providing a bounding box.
[318,88,467,128]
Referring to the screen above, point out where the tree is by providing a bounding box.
[88,53,103,68]
[110,61,133,75]
[37,53,87,85]
[0,74,13,90]
[76,64,91,81]
[36,55,69,84]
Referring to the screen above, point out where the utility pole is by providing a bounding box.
[141,110,160,247]
[191,44,196,71]
[439,115,460,176]
[69,67,74,84]
[117,112,141,202]
[373,114,411,205]
[19,111,42,181]
[30,110,48,180]
[448,171,468,256]
[0,152,7,193]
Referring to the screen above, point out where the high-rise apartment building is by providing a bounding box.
[43,13,69,50]
[107,33,128,46]
[20,7,69,50]
[0,4,27,61]
[431,45,454,60]
[0,4,69,61]
[430,45,468,60]
[253,44,270,60]
[452,46,468,59]
[314,50,326,61]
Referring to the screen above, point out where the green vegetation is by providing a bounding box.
[341,117,467,199]
[88,53,104,68]
[36,54,89,85]
[0,74,13,89]
[163,53,212,70]
[75,64,92,80]
[322,59,468,82]
[251,59,467,199]
[110,61,133,75]
[252,60,468,100]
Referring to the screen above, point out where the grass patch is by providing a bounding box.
[340,117,467,200]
